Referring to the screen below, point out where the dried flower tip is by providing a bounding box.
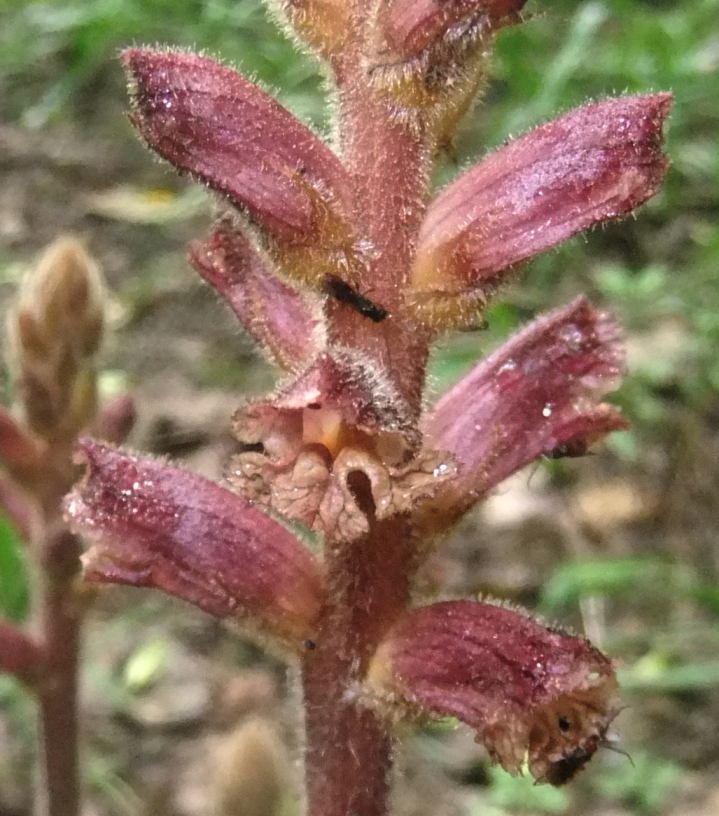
[409,93,672,327]
[66,439,324,646]
[366,600,618,784]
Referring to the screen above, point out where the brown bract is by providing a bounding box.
[367,600,618,783]
[65,439,324,646]
[229,352,457,540]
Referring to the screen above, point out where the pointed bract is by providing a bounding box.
[420,297,627,528]
[122,49,353,248]
[189,221,322,370]
[65,439,324,646]
[410,94,671,327]
[367,600,618,783]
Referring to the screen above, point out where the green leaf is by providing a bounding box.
[0,512,31,623]
[539,559,670,613]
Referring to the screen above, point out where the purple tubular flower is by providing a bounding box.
[65,439,324,646]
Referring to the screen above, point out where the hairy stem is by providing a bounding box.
[302,512,416,816]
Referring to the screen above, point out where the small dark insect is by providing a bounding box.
[303,638,317,650]
[541,736,599,786]
[545,438,591,460]
[323,274,387,323]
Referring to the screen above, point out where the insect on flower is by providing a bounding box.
[322,274,387,322]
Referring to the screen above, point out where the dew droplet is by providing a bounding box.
[542,404,553,418]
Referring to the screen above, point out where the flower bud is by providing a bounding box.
[7,237,105,439]
[419,297,627,530]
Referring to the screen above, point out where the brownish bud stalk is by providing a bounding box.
[367,600,618,784]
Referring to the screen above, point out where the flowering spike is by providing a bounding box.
[65,439,324,646]
[122,49,355,259]
[409,94,671,330]
[366,600,618,784]
[420,297,627,529]
[189,221,323,370]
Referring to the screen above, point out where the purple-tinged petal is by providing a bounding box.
[410,94,671,318]
[380,0,527,59]
[122,49,353,248]
[367,600,618,784]
[421,298,627,526]
[0,405,39,478]
[65,439,324,645]
[189,222,322,370]
[0,621,40,683]
[93,393,136,445]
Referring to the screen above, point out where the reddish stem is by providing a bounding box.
[300,27,434,816]
[302,515,416,816]
[36,527,83,816]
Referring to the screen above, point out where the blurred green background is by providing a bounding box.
[1,1,718,815]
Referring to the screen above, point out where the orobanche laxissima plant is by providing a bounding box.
[64,2,670,815]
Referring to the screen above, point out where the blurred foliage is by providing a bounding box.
[0,512,30,623]
[0,0,326,128]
